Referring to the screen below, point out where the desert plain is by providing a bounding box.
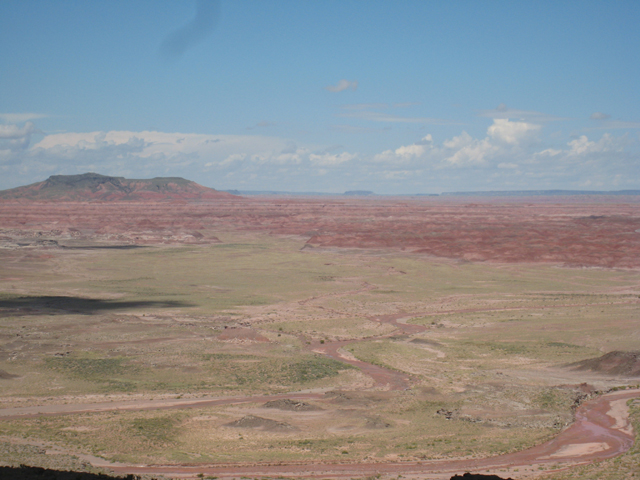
[1,190,640,480]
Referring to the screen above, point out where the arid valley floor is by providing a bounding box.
[1,193,640,480]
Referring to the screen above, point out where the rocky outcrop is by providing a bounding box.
[225,415,296,431]
[569,351,640,377]
[0,172,237,202]
[263,398,321,411]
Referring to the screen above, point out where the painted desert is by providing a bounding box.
[1,174,639,480]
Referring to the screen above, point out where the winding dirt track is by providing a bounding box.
[11,389,631,479]
[1,307,638,478]
[1,390,637,478]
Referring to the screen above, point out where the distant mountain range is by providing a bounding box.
[441,189,640,196]
[227,189,640,197]
[0,173,236,201]
[2,173,639,200]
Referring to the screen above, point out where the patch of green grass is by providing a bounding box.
[203,353,260,361]
[284,356,353,383]
[129,415,178,444]
[199,352,354,390]
[546,341,582,348]
[456,339,597,363]
[45,356,132,381]
[533,388,576,411]
[475,341,531,355]
[346,339,441,377]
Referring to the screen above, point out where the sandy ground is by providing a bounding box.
[1,295,638,478]
[2,196,640,478]
[101,389,640,478]
[2,385,637,478]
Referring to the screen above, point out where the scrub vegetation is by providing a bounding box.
[0,225,638,478]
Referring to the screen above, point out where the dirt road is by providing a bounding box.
[1,308,638,478]
[8,388,631,479]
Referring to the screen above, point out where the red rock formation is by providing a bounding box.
[1,188,640,268]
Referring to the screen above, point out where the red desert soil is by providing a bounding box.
[1,195,640,266]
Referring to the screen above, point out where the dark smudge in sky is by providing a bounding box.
[160,0,220,60]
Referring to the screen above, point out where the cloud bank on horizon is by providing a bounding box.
[3,115,635,194]
[1,1,639,193]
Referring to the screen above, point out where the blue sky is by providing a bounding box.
[1,0,639,193]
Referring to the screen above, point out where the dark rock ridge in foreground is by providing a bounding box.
[0,466,515,480]
[0,465,137,480]
[0,172,237,202]
[450,474,515,480]
[569,351,640,377]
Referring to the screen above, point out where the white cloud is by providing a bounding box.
[0,113,49,123]
[444,135,497,166]
[567,135,596,156]
[272,151,304,165]
[373,120,537,167]
[309,152,357,166]
[373,135,433,163]
[0,122,38,140]
[2,121,638,194]
[213,153,246,167]
[33,130,289,163]
[0,121,41,153]
[369,117,624,173]
[367,119,637,186]
[442,131,473,150]
[418,134,433,145]
[590,112,611,120]
[534,148,562,158]
[567,133,627,156]
[325,79,358,92]
[394,144,426,159]
[487,118,540,145]
[20,130,364,184]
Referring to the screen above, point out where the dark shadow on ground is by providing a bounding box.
[0,466,515,480]
[451,473,515,480]
[0,465,139,480]
[0,296,193,316]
